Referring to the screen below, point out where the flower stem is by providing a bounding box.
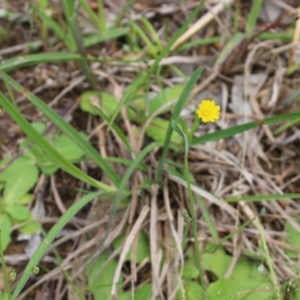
[184,155,207,290]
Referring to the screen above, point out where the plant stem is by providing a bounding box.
[0,231,11,298]
[184,156,207,290]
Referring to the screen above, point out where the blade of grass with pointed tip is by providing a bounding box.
[61,0,98,92]
[213,32,244,70]
[0,52,83,72]
[0,70,120,186]
[227,193,300,203]
[11,191,105,300]
[191,111,300,145]
[245,0,263,36]
[84,28,129,48]
[177,36,221,52]
[78,0,103,30]
[30,4,76,51]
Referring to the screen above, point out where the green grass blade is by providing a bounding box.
[192,111,300,145]
[0,92,114,192]
[130,21,158,56]
[177,36,221,52]
[0,70,121,186]
[84,28,129,48]
[274,116,300,135]
[30,4,76,51]
[61,0,99,91]
[97,0,107,32]
[78,0,102,30]
[213,32,244,69]
[11,191,106,300]
[0,52,83,72]
[245,0,263,36]
[92,105,134,153]
[155,67,203,182]
[114,141,162,210]
[140,18,163,50]
[196,195,218,242]
[227,193,300,203]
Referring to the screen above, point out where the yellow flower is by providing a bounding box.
[196,100,220,123]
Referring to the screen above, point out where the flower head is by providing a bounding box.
[196,99,220,123]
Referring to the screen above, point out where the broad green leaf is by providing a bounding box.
[15,194,33,205]
[202,246,231,278]
[18,215,41,234]
[182,263,200,279]
[113,230,150,264]
[5,205,30,221]
[118,291,131,300]
[135,284,152,300]
[38,159,57,175]
[177,281,205,300]
[31,122,46,133]
[0,214,12,250]
[37,133,85,174]
[149,84,184,115]
[285,220,300,258]
[80,91,118,117]
[19,122,47,160]
[202,245,270,281]
[146,118,182,146]
[208,278,273,300]
[3,157,39,204]
[38,0,48,9]
[86,252,123,300]
[0,292,10,300]
[53,133,85,161]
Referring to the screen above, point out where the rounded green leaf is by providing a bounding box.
[86,252,123,300]
[113,230,150,264]
[15,194,33,205]
[146,118,182,146]
[177,280,205,300]
[53,133,85,161]
[208,278,273,300]
[80,91,118,117]
[3,157,39,204]
[149,84,184,115]
[5,204,31,221]
[183,263,200,279]
[18,215,41,234]
[135,284,152,299]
